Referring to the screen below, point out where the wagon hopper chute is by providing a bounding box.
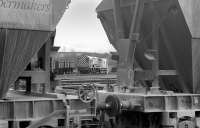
[96,1,200,127]
[96,0,200,93]
[0,0,70,98]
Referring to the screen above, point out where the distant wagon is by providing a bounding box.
[77,55,108,74]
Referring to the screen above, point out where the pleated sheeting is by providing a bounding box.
[0,29,52,98]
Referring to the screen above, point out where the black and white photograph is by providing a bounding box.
[0,0,199,127]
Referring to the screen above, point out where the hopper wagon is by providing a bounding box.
[0,0,97,128]
[95,0,200,128]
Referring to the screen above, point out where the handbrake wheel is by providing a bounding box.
[78,84,96,103]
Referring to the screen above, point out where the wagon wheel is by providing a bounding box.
[78,83,96,103]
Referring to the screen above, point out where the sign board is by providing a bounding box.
[0,0,69,31]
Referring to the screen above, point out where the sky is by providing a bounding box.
[54,0,116,53]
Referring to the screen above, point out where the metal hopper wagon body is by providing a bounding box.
[96,0,200,128]
[0,0,96,128]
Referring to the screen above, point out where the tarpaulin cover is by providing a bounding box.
[0,0,70,98]
[97,0,200,93]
